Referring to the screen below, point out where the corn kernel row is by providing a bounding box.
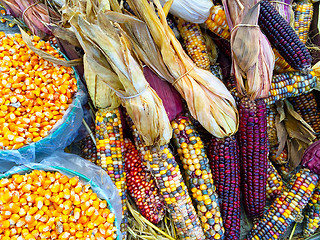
[205,5,230,40]
[294,1,313,44]
[0,33,77,149]
[171,115,224,240]
[304,180,320,237]
[266,161,283,201]
[95,108,127,239]
[0,170,117,240]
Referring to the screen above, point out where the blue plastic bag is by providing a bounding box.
[0,151,122,239]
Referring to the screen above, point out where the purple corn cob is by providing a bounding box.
[239,97,268,219]
[208,136,241,240]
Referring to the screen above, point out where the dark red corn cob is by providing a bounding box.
[124,138,165,224]
[208,136,241,240]
[239,97,268,219]
[258,0,312,71]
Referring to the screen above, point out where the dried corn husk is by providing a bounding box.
[107,0,238,138]
[269,0,294,26]
[223,0,275,99]
[64,1,171,145]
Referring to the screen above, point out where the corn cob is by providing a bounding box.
[266,104,278,148]
[289,91,320,137]
[279,163,292,180]
[0,170,118,240]
[274,49,294,74]
[80,135,97,163]
[124,138,165,224]
[269,146,289,165]
[294,0,313,44]
[208,136,240,240]
[205,5,230,40]
[246,168,319,240]
[304,180,320,237]
[258,0,312,71]
[265,70,317,105]
[177,19,211,71]
[171,115,225,240]
[210,64,223,80]
[95,108,127,239]
[126,116,205,239]
[239,97,268,219]
[266,161,283,201]
[167,14,181,39]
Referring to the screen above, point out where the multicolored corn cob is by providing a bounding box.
[171,115,225,240]
[177,19,210,70]
[269,146,289,165]
[95,108,127,239]
[266,104,278,148]
[246,168,319,240]
[274,49,294,74]
[265,70,317,105]
[205,5,230,40]
[126,116,205,239]
[289,91,320,137]
[124,138,165,224]
[208,136,240,240]
[294,0,313,44]
[80,135,97,163]
[167,14,181,39]
[278,163,292,180]
[266,161,283,201]
[304,180,320,237]
[210,64,223,80]
[239,97,268,219]
[258,0,312,71]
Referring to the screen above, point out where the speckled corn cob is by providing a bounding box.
[95,108,127,239]
[171,115,225,240]
[265,70,317,105]
[208,136,241,240]
[267,104,278,148]
[294,0,313,44]
[167,14,180,39]
[239,97,268,219]
[210,64,223,80]
[266,161,283,201]
[124,139,165,224]
[80,135,97,163]
[126,116,205,239]
[205,5,230,40]
[269,146,289,165]
[304,180,320,237]
[259,0,312,71]
[177,19,210,70]
[246,168,319,240]
[289,91,320,137]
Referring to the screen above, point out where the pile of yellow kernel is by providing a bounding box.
[0,32,77,150]
[0,170,117,240]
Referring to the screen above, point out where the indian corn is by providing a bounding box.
[126,116,205,239]
[294,0,313,44]
[273,49,294,74]
[258,0,312,71]
[289,91,320,137]
[0,32,77,150]
[269,146,289,165]
[266,104,278,148]
[171,115,225,240]
[0,170,117,240]
[265,70,317,105]
[303,180,320,237]
[124,139,165,224]
[246,168,319,240]
[177,19,211,70]
[266,161,283,201]
[205,5,230,40]
[239,97,268,219]
[95,108,127,239]
[208,136,241,240]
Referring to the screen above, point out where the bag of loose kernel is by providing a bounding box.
[0,151,123,239]
[0,32,85,163]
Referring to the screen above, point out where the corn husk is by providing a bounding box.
[107,0,238,138]
[64,0,172,146]
[158,0,213,24]
[270,0,294,26]
[223,0,275,99]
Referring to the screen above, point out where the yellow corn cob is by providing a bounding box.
[171,115,225,239]
[95,108,127,239]
[294,0,313,44]
[266,161,283,201]
[205,5,230,40]
[177,18,211,70]
[126,115,205,239]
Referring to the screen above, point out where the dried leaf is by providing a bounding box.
[50,24,81,47]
